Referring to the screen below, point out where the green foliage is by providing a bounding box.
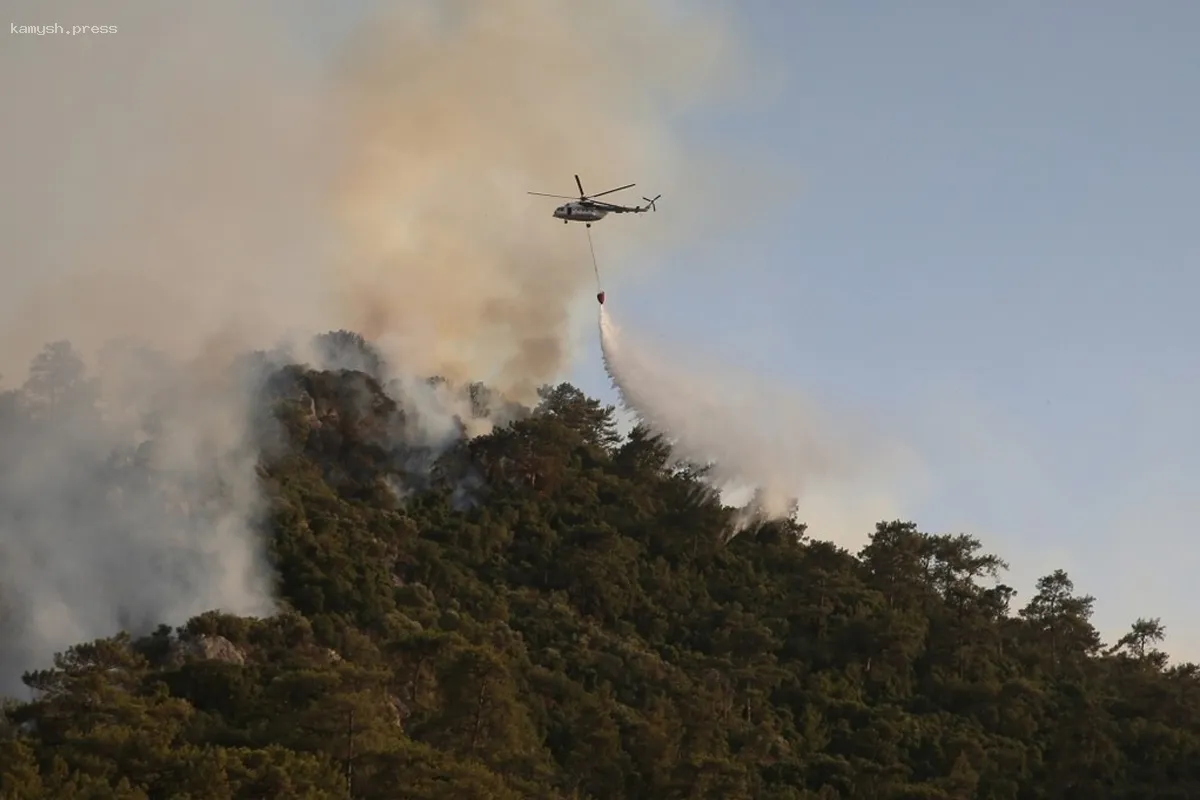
[2,355,1199,797]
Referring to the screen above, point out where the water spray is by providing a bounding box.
[596,298,902,543]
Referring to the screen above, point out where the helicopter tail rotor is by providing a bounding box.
[642,194,661,212]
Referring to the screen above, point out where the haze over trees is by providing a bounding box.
[1,333,1197,799]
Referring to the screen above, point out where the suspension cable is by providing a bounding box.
[585,226,602,291]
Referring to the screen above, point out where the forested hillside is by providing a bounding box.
[1,334,1198,799]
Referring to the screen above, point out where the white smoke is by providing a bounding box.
[598,304,928,541]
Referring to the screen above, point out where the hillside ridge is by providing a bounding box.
[0,334,1195,798]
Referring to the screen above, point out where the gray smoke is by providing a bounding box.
[0,342,276,694]
[0,0,754,690]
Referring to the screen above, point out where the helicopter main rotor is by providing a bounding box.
[528,173,636,205]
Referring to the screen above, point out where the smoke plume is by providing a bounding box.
[0,344,276,694]
[0,0,749,690]
[331,0,748,401]
[598,305,928,541]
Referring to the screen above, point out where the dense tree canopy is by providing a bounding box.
[1,336,1198,798]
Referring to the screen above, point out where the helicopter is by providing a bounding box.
[528,174,660,228]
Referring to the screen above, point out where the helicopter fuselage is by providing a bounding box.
[554,202,608,223]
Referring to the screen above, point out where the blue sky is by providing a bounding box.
[287,1,1200,656]
[562,4,1200,658]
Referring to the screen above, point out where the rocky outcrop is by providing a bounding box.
[166,633,246,667]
